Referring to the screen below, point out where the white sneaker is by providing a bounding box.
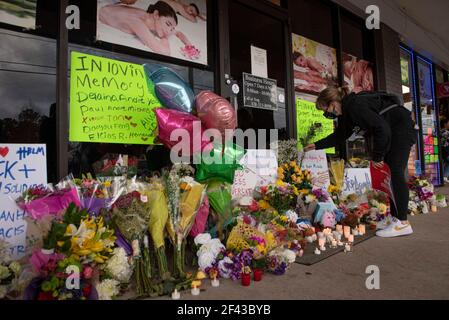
[376,220,413,238]
[376,216,394,230]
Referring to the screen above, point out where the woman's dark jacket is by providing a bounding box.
[314,92,416,162]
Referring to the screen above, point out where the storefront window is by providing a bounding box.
[0,28,57,182]
[400,48,419,177]
[417,57,441,185]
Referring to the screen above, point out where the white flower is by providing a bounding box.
[197,240,224,259]
[285,210,298,223]
[305,195,316,204]
[198,252,216,271]
[0,265,11,280]
[194,233,212,246]
[96,279,121,300]
[282,249,297,264]
[0,285,7,299]
[105,248,132,283]
[217,257,233,279]
[257,223,267,234]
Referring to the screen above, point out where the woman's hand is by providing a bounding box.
[304,144,316,152]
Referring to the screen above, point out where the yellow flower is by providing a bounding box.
[57,241,65,247]
[280,216,288,223]
[276,180,285,187]
[277,168,284,175]
[290,161,297,168]
[258,200,271,210]
[300,189,310,195]
[278,174,285,181]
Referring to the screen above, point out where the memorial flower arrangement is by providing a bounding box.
[0,240,22,299]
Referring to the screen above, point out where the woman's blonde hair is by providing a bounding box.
[316,86,349,110]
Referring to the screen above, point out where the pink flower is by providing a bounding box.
[83,266,93,279]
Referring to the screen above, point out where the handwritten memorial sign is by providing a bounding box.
[70,51,161,145]
[232,168,258,200]
[342,168,372,196]
[296,98,335,154]
[0,144,47,260]
[301,150,330,188]
[240,149,278,185]
[242,73,278,111]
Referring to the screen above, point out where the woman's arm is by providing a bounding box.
[128,20,171,55]
[314,133,337,150]
[120,0,138,4]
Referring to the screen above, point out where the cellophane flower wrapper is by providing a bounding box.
[206,180,233,238]
[330,160,345,192]
[18,187,81,221]
[167,177,206,279]
[73,178,111,217]
[189,196,210,238]
[141,178,170,279]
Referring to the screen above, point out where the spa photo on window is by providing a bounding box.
[96,0,208,65]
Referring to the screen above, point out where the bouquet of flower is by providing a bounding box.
[194,233,225,273]
[25,253,97,301]
[329,159,345,196]
[277,162,313,191]
[270,139,299,165]
[364,190,389,223]
[206,180,234,239]
[74,177,111,216]
[0,240,22,300]
[348,157,370,168]
[258,184,298,215]
[42,203,116,266]
[93,154,138,178]
[266,247,297,276]
[165,165,206,279]
[17,184,82,221]
[408,176,435,214]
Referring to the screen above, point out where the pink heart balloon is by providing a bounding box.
[154,108,213,156]
[195,91,237,139]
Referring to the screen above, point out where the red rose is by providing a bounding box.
[82,284,92,298]
[37,292,56,301]
[248,200,259,212]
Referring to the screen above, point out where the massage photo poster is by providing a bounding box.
[0,0,37,29]
[292,33,338,95]
[96,0,208,65]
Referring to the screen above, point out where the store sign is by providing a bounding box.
[300,150,330,188]
[0,144,47,260]
[437,82,449,99]
[242,73,278,111]
[69,51,161,145]
[342,168,372,196]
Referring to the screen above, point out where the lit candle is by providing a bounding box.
[344,226,351,239]
[191,285,200,296]
[337,241,344,247]
[171,289,180,300]
[352,228,359,236]
[336,225,343,233]
[318,237,326,248]
[211,277,220,287]
[331,240,338,248]
[358,224,366,235]
[432,205,438,213]
[348,235,354,243]
[314,248,321,255]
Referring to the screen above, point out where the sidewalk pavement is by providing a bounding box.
[181,186,449,300]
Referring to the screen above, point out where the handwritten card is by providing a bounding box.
[69,51,161,145]
[240,149,278,185]
[0,144,47,260]
[301,150,330,188]
[232,168,258,200]
[342,168,372,196]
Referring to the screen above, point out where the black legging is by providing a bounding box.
[383,107,416,221]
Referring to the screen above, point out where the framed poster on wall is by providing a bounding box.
[292,34,338,95]
[342,52,374,93]
[96,0,208,65]
[0,0,37,29]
